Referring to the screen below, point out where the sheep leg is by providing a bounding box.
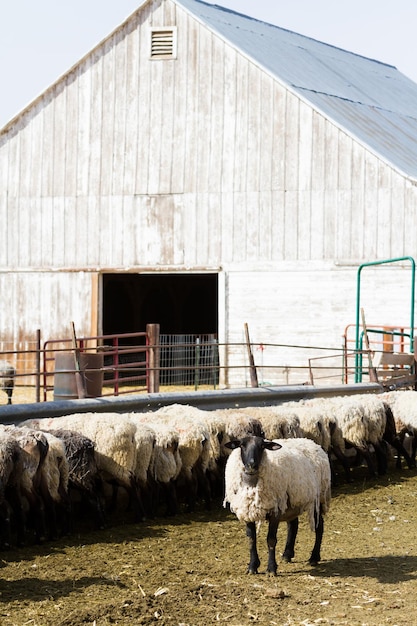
[162,479,178,517]
[246,521,260,574]
[266,515,279,575]
[374,441,388,475]
[144,475,158,518]
[309,510,324,565]
[69,482,106,530]
[23,490,47,544]
[356,444,377,477]
[129,476,146,522]
[56,492,72,537]
[86,492,106,529]
[282,518,299,563]
[400,431,417,468]
[39,475,59,540]
[392,434,415,469]
[5,382,14,405]
[195,463,212,511]
[330,446,353,483]
[0,501,12,549]
[410,432,417,467]
[184,470,198,513]
[5,487,25,546]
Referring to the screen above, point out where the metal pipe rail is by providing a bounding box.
[0,382,382,425]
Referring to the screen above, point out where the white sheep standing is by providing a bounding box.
[276,401,351,483]
[210,406,299,493]
[224,435,331,575]
[124,418,156,486]
[194,409,231,498]
[226,405,303,441]
[218,409,265,441]
[34,429,71,538]
[125,416,156,517]
[149,404,212,511]
[131,414,182,516]
[302,394,388,477]
[383,390,417,466]
[0,360,15,405]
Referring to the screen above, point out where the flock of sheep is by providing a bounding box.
[0,389,417,573]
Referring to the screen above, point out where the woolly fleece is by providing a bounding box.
[224,437,331,529]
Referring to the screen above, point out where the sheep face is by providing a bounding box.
[225,436,282,484]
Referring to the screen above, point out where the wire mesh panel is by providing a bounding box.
[159,334,219,387]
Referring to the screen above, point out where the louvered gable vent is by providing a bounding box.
[150,28,177,59]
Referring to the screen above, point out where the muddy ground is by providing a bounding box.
[0,462,416,626]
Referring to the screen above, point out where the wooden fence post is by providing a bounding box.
[147,323,160,393]
[244,323,259,388]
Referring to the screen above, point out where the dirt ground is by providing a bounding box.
[0,461,416,626]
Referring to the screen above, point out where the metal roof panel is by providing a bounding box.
[178,0,417,179]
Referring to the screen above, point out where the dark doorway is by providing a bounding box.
[102,273,218,336]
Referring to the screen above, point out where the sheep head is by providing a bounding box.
[225,436,282,485]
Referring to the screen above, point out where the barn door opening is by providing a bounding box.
[102,273,218,335]
[102,273,219,387]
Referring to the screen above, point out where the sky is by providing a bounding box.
[1,0,417,128]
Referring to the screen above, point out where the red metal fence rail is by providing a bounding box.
[7,324,413,405]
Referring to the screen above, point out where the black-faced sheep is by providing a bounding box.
[0,360,15,405]
[224,435,331,575]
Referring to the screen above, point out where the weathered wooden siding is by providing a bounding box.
[224,264,416,386]
[2,0,417,274]
[1,0,417,375]
[0,272,95,344]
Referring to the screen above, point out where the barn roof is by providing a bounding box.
[3,0,417,181]
[178,0,417,180]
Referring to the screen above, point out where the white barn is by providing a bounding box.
[1,0,417,386]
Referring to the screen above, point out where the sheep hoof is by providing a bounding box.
[247,567,259,574]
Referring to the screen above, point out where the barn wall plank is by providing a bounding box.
[99,41,116,197]
[77,67,92,197]
[64,77,79,197]
[52,89,67,197]
[39,102,52,199]
[0,271,93,343]
[112,35,128,196]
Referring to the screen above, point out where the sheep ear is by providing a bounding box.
[263,441,282,451]
[224,440,241,450]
